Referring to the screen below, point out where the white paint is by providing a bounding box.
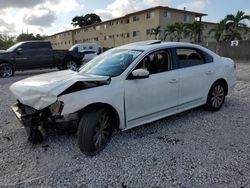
[10,41,237,131]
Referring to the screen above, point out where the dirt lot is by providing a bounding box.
[0,63,250,187]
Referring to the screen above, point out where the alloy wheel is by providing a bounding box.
[211,84,225,108]
[66,61,77,71]
[0,65,13,78]
[93,112,111,149]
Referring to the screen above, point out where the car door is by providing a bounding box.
[124,49,179,129]
[175,47,215,110]
[15,42,53,68]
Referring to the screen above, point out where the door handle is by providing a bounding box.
[205,70,213,75]
[169,78,179,83]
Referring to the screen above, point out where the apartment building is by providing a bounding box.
[46,6,207,49]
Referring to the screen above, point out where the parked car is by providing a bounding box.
[0,41,84,78]
[10,40,236,155]
[81,50,98,63]
[69,43,101,54]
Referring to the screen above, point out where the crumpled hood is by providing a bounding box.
[10,70,109,110]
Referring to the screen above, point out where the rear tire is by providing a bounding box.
[204,81,226,111]
[77,108,114,156]
[0,63,14,78]
[64,58,78,71]
[57,66,64,70]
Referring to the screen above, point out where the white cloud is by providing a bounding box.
[0,0,81,35]
[0,19,16,34]
[23,6,56,27]
[177,0,209,12]
[0,0,45,10]
[43,0,81,13]
[94,0,171,21]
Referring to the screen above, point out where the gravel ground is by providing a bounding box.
[0,63,250,187]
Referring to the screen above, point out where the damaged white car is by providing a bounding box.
[10,40,236,155]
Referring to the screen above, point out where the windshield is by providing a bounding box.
[6,42,23,52]
[79,48,143,77]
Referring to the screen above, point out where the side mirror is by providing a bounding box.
[16,48,22,55]
[130,69,150,79]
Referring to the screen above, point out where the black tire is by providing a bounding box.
[0,63,14,78]
[57,66,64,70]
[64,58,78,71]
[204,81,226,111]
[77,108,114,156]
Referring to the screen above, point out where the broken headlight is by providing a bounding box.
[50,100,64,115]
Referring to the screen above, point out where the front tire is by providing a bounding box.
[205,81,226,111]
[0,63,14,78]
[77,108,114,156]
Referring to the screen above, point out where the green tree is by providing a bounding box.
[16,33,46,42]
[224,11,250,40]
[185,21,204,42]
[0,34,15,50]
[71,13,102,27]
[150,26,161,40]
[164,25,175,41]
[208,20,226,42]
[173,22,187,42]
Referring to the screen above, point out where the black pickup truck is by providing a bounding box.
[0,41,84,78]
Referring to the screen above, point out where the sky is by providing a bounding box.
[0,0,249,36]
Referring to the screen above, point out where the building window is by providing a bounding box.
[133,16,139,21]
[104,24,107,29]
[133,31,140,37]
[146,12,155,19]
[146,28,153,35]
[125,19,130,24]
[163,11,171,18]
[184,15,190,23]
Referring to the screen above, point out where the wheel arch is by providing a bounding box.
[0,60,16,70]
[78,102,120,130]
[213,78,228,96]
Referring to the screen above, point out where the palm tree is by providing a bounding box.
[185,21,204,42]
[150,26,161,40]
[173,22,187,42]
[224,11,250,40]
[164,25,175,41]
[208,20,226,42]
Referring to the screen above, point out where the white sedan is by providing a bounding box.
[10,40,236,155]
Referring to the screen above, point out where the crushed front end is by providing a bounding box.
[11,100,79,144]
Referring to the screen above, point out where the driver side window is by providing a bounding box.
[135,49,172,74]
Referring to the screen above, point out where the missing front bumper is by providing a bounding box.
[11,103,79,144]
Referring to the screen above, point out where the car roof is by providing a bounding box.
[115,40,219,58]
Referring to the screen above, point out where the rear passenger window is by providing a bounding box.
[21,42,51,50]
[176,48,205,68]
